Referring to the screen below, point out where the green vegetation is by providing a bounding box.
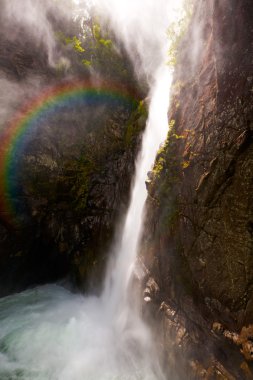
[167,0,194,67]
[148,118,189,231]
[125,100,147,146]
[152,121,181,181]
[55,9,137,88]
[152,119,184,180]
[65,36,85,53]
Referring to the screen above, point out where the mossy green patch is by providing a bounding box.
[65,36,85,53]
[148,119,186,232]
[125,100,147,146]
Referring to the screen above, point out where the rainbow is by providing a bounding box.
[0,80,139,227]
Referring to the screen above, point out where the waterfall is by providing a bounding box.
[100,64,172,378]
[0,0,179,378]
[103,65,171,321]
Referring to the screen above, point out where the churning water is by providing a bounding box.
[0,285,159,380]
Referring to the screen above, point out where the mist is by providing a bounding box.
[0,0,185,379]
[94,0,183,83]
[1,0,74,66]
[0,0,185,123]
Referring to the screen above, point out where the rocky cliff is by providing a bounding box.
[141,1,253,378]
[0,14,146,296]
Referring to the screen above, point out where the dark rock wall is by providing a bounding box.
[0,17,146,296]
[0,103,145,296]
[141,1,253,378]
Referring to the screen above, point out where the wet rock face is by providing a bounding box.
[0,96,145,296]
[142,0,253,377]
[0,19,146,296]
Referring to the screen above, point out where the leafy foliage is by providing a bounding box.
[167,0,194,67]
[55,6,138,89]
[65,36,85,53]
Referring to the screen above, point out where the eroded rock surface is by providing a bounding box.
[141,0,253,377]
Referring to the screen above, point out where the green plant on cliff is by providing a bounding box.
[57,9,136,87]
[125,100,147,146]
[149,119,187,231]
[152,121,182,182]
[167,0,194,67]
[65,36,85,53]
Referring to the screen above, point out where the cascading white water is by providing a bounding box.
[0,1,183,378]
[103,65,171,318]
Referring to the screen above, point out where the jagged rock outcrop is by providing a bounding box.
[141,1,253,378]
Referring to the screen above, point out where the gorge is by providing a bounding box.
[0,0,253,379]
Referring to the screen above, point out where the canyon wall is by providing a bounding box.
[141,1,253,378]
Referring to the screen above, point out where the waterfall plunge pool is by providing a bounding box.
[0,284,163,380]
